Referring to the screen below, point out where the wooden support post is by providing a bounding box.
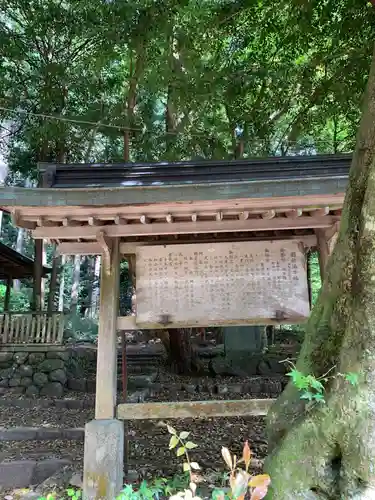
[315,229,330,281]
[4,276,11,312]
[95,237,120,419]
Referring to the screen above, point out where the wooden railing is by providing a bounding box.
[0,312,66,345]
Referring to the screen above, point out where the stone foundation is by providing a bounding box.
[0,348,73,398]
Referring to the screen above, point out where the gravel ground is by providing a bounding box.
[0,377,269,478]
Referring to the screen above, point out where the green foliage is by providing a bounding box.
[0,283,31,312]
[287,363,359,404]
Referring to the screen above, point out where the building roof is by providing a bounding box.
[38,154,351,188]
[0,241,50,279]
[0,154,347,249]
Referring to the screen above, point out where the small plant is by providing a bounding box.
[286,361,359,404]
[166,426,271,500]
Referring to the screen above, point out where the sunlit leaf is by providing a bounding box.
[180,431,190,439]
[249,474,271,488]
[221,447,233,469]
[177,446,186,457]
[167,425,177,435]
[169,435,179,449]
[190,462,200,470]
[185,441,198,449]
[242,440,251,471]
[345,372,359,386]
[232,470,250,498]
[250,486,268,500]
[183,462,191,472]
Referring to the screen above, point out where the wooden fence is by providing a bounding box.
[0,312,65,344]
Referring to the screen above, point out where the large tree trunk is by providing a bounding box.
[70,254,81,315]
[264,43,375,499]
[168,328,197,375]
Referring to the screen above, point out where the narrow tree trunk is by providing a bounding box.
[40,240,47,308]
[265,42,375,500]
[32,239,43,311]
[47,247,59,313]
[0,210,3,236]
[70,255,81,315]
[13,227,25,291]
[58,255,66,312]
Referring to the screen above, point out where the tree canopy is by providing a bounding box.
[1,0,374,178]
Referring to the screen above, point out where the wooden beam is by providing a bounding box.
[117,314,307,331]
[62,218,81,227]
[96,230,112,275]
[95,238,120,419]
[311,206,330,217]
[57,234,317,256]
[315,229,330,280]
[238,211,249,220]
[32,216,339,240]
[140,215,150,224]
[116,399,274,420]
[285,208,303,218]
[115,215,127,225]
[261,210,275,220]
[88,217,102,226]
[11,209,35,230]
[58,242,102,255]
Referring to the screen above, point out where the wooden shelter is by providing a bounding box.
[0,154,348,499]
[0,240,50,310]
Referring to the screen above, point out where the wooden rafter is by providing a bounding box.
[31,215,340,240]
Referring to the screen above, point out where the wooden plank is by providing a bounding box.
[32,216,339,240]
[3,194,344,219]
[117,315,307,330]
[116,399,274,420]
[57,235,318,257]
[135,240,310,327]
[95,237,120,419]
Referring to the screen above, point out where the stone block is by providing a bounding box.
[0,367,15,379]
[65,399,84,410]
[9,377,22,387]
[63,427,85,440]
[86,379,96,393]
[7,386,24,394]
[25,385,40,397]
[14,352,29,364]
[0,378,9,387]
[31,458,71,484]
[28,352,46,365]
[0,427,38,441]
[0,352,14,367]
[38,359,65,372]
[49,368,67,385]
[83,419,124,500]
[20,376,33,387]
[0,460,36,488]
[40,382,64,398]
[47,350,70,361]
[33,372,49,387]
[68,378,87,392]
[19,364,34,377]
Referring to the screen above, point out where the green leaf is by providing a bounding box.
[67,490,76,497]
[345,372,359,386]
[177,446,186,457]
[185,441,198,449]
[313,393,326,403]
[179,431,190,439]
[169,435,179,449]
[300,391,314,401]
[167,425,177,435]
[183,462,191,472]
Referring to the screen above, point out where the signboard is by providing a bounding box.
[135,240,309,327]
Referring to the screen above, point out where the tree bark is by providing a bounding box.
[168,328,197,375]
[58,254,66,312]
[47,247,59,314]
[265,42,375,499]
[70,254,81,315]
[13,226,25,292]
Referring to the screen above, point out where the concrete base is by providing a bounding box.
[83,419,124,500]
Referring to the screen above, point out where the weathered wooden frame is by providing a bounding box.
[116,399,274,420]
